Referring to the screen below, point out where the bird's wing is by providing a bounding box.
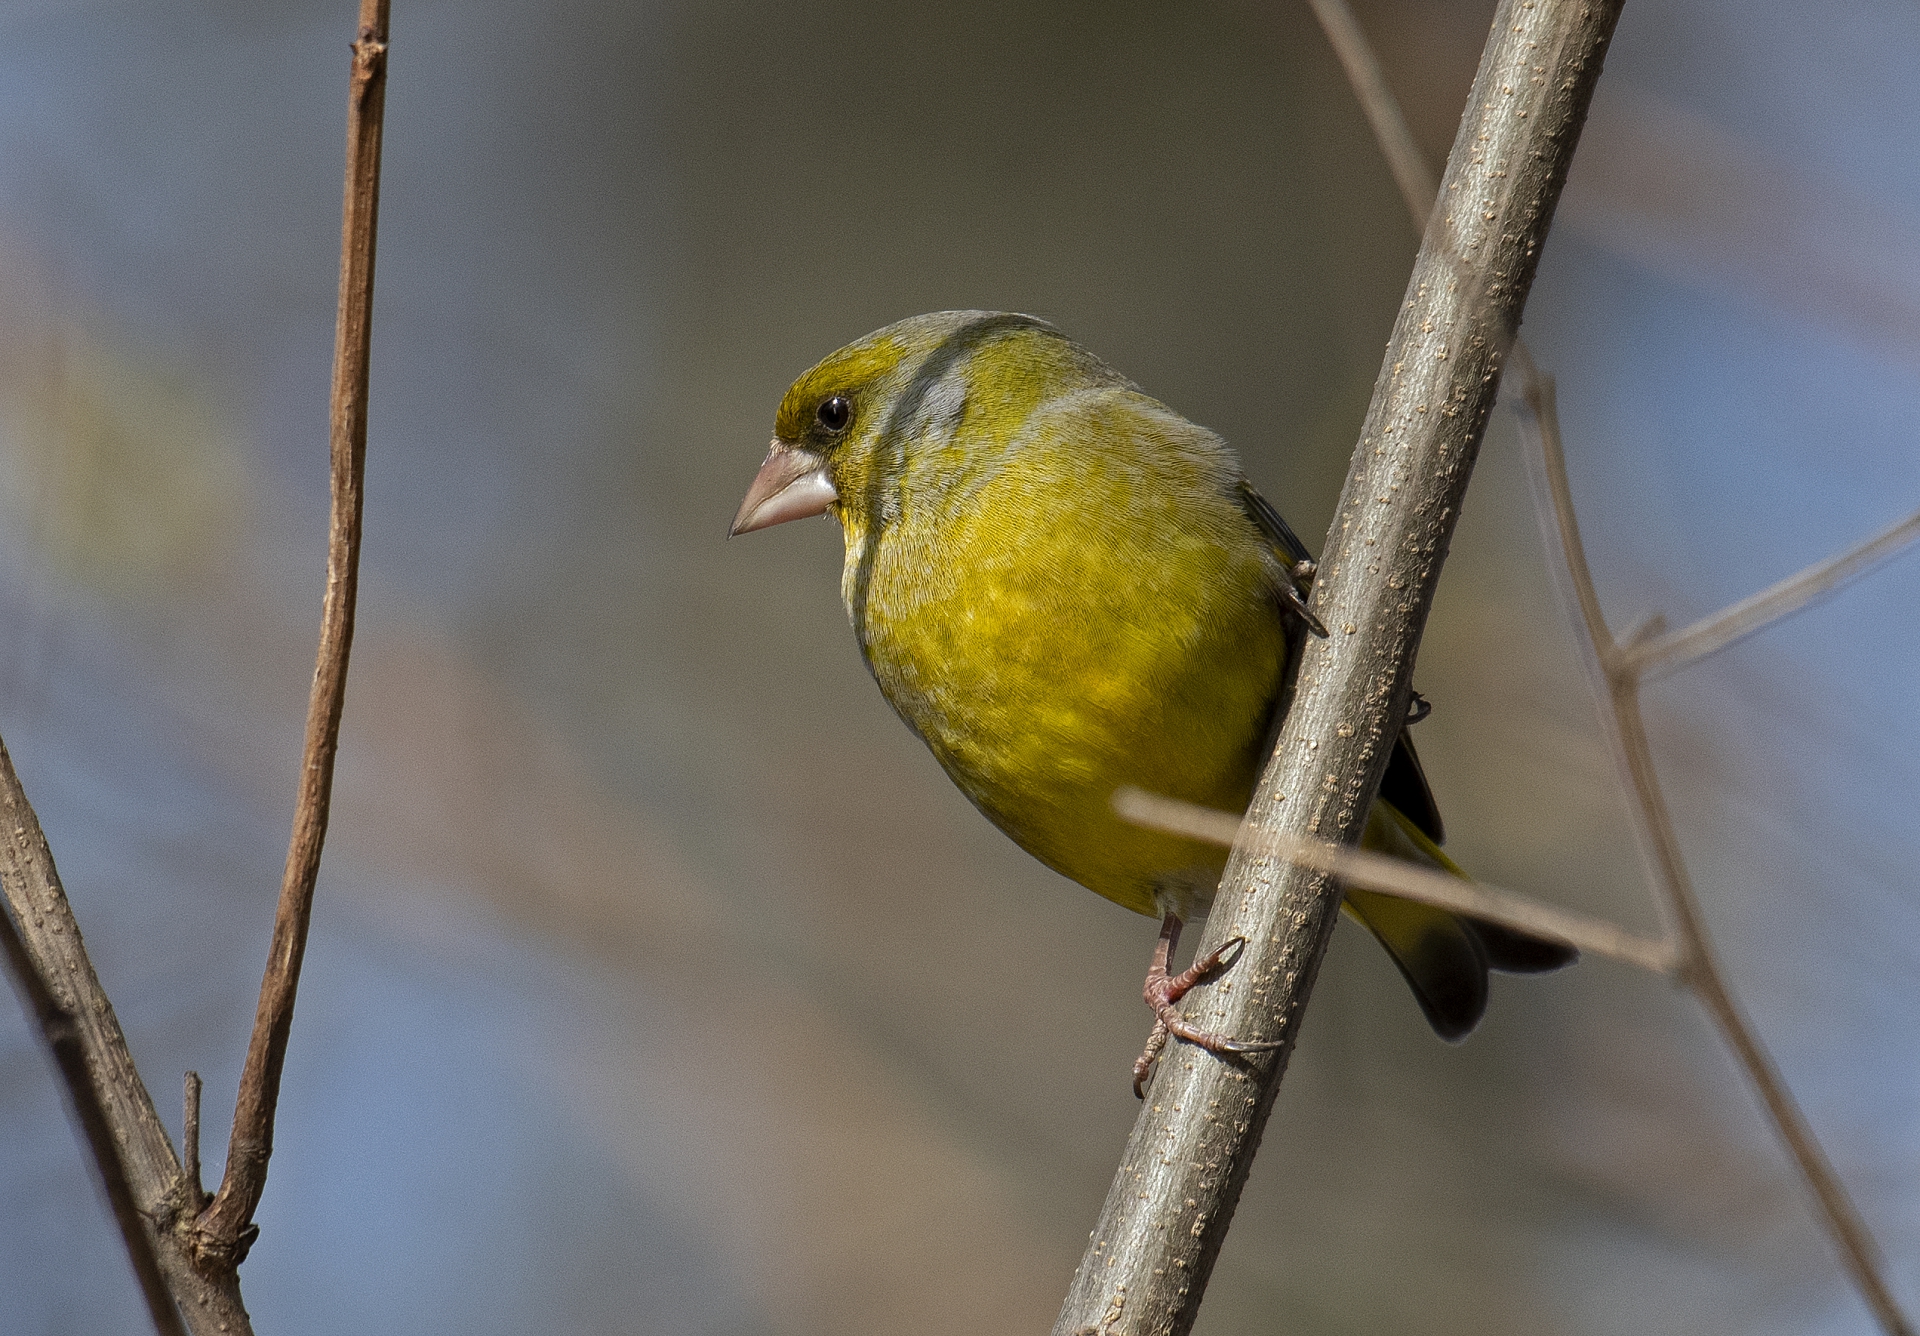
[1239,479,1441,842]
[1236,481,1327,638]
[1236,479,1314,568]
[1378,728,1445,845]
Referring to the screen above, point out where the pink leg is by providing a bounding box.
[1132,912,1281,1098]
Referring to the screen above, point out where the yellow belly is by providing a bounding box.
[847,430,1288,917]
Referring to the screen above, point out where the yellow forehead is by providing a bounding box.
[774,335,910,442]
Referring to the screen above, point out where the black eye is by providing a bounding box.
[817,395,851,433]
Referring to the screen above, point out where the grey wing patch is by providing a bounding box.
[1237,481,1327,638]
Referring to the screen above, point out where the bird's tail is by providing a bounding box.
[1342,802,1576,1040]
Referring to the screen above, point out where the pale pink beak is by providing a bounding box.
[729,442,838,536]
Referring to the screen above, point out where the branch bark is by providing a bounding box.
[194,0,390,1266]
[1053,3,1623,1331]
[0,739,246,1333]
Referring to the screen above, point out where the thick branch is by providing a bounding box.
[196,0,390,1262]
[0,738,248,1333]
[1052,3,1623,1332]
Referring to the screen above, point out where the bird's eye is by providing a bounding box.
[816,396,852,433]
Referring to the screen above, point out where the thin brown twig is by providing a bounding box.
[1517,362,1917,1336]
[195,0,391,1263]
[1616,503,1920,680]
[1113,788,1674,974]
[1304,0,1436,232]
[0,846,185,1336]
[182,1072,205,1209]
[0,737,248,1333]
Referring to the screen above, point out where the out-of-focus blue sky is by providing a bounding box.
[0,1,1916,1333]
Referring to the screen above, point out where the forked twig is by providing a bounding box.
[0,2,392,1326]
[1515,355,1917,1336]
[1113,787,1674,974]
[1307,4,1917,1327]
[0,804,185,1336]
[1616,503,1920,680]
[194,0,391,1264]
[0,738,245,1333]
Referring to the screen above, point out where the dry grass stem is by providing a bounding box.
[195,0,391,1265]
[1113,788,1674,974]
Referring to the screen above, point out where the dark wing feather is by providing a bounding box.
[1237,482,1327,638]
[1378,729,1444,845]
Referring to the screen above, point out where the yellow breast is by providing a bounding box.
[841,387,1290,917]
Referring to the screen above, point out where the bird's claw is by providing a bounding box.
[1133,923,1281,1098]
[1131,1021,1170,1098]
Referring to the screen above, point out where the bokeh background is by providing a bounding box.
[1,0,1917,1332]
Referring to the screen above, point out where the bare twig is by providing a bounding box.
[1053,4,1623,1332]
[182,1072,205,1209]
[0,738,248,1334]
[0,835,184,1336]
[1616,503,1920,680]
[1304,0,1436,232]
[1113,788,1674,974]
[1516,361,1917,1336]
[195,0,391,1263]
[0,2,394,1324]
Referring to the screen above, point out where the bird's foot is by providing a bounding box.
[1132,913,1282,1098]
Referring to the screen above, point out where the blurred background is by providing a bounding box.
[0,0,1916,1331]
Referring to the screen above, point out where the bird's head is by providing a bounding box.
[730,310,1124,539]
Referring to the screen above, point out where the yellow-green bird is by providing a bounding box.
[732,311,1572,1092]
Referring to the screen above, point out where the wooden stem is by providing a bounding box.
[1052,2,1624,1331]
[0,738,247,1333]
[195,0,391,1263]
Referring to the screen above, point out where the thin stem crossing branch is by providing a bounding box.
[1113,788,1674,974]
[195,0,391,1263]
[1304,0,1436,231]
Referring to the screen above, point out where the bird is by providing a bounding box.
[731,310,1573,1094]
